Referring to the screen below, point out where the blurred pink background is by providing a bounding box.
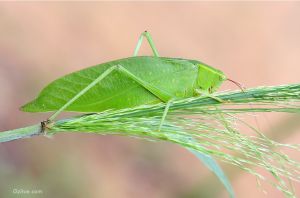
[0,2,300,198]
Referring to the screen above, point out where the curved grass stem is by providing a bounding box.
[0,124,41,143]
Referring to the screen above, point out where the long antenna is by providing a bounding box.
[227,78,246,92]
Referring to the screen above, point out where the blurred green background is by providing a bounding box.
[0,2,300,198]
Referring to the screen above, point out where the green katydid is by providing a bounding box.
[21,31,242,133]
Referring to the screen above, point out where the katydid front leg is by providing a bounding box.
[195,89,225,103]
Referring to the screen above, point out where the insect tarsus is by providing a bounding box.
[40,119,52,135]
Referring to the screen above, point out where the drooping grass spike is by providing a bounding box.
[21,31,228,131]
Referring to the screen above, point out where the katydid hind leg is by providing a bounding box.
[48,65,118,121]
[133,31,160,57]
[48,64,173,122]
[117,65,173,102]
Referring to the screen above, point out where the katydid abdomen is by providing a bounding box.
[21,56,226,113]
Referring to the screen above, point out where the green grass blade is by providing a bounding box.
[166,133,234,197]
[189,149,234,198]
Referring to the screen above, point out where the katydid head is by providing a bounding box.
[195,63,226,94]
